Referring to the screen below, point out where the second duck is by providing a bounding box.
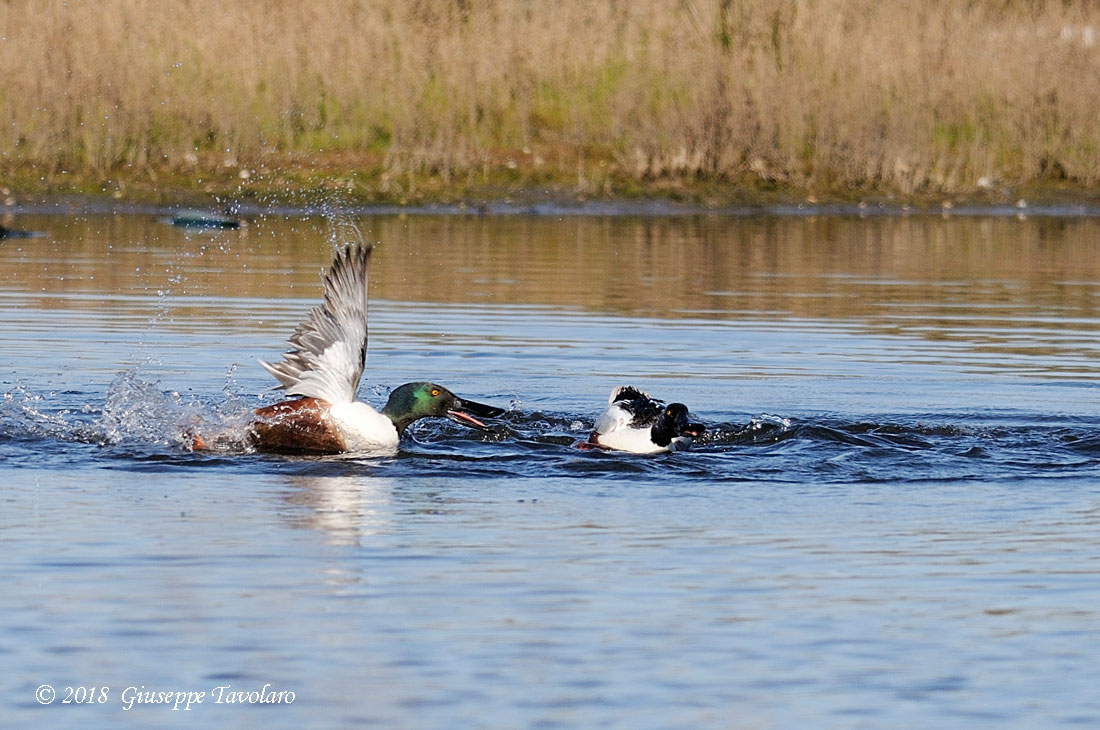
[585,386,704,453]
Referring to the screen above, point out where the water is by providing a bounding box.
[2,211,1099,728]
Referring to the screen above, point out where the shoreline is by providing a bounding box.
[7,188,1100,220]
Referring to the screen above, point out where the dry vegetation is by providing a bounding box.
[3,0,1100,202]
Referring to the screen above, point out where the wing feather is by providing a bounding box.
[595,385,665,432]
[259,244,371,404]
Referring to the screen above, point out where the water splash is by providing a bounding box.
[96,369,253,451]
[325,212,365,252]
[6,375,1100,482]
[0,386,92,443]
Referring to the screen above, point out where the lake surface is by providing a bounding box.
[2,210,1099,728]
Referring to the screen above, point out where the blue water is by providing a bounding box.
[2,213,1099,728]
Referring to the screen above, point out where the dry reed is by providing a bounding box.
[3,0,1100,199]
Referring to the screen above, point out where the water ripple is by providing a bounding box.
[5,380,1100,485]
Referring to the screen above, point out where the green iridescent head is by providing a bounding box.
[380,382,505,434]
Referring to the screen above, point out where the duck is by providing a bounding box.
[164,207,241,229]
[0,223,43,238]
[204,243,504,454]
[585,386,705,453]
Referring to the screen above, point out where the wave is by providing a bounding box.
[4,373,1100,483]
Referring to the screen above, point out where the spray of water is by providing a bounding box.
[95,368,254,451]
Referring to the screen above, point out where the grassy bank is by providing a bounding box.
[3,0,1100,205]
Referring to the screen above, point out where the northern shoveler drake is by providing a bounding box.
[585,386,705,453]
[208,243,504,455]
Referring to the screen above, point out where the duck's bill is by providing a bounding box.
[446,397,507,430]
[681,422,706,437]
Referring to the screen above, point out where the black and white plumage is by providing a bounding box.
[588,386,705,453]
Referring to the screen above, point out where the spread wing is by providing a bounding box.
[259,244,372,405]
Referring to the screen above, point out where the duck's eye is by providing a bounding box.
[666,409,672,416]
[430,388,440,397]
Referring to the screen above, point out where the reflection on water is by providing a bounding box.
[4,213,1100,384]
[5,213,1100,387]
[2,212,1100,728]
[281,474,398,545]
[4,213,1100,323]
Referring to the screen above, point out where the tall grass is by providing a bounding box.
[3,0,1100,198]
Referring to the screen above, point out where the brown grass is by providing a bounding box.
[3,0,1100,200]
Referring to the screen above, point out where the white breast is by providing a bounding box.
[595,426,667,454]
[329,401,400,453]
[595,428,696,454]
